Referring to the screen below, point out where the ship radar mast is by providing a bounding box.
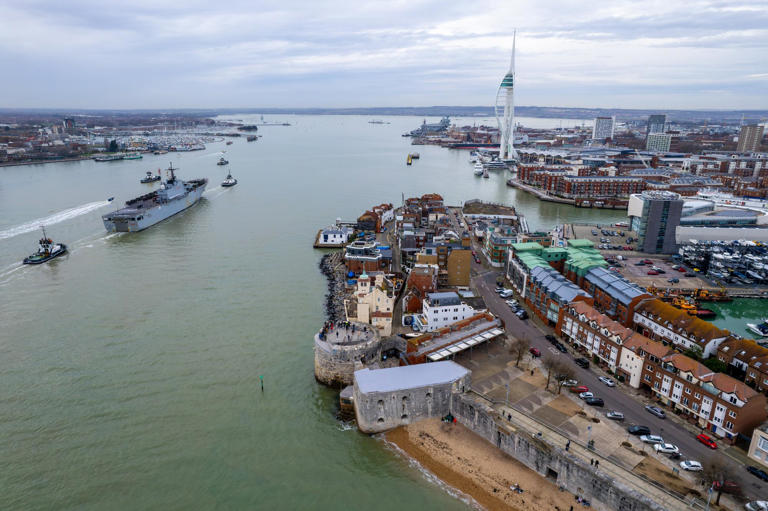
[167,162,177,183]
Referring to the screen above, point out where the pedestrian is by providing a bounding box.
[566,440,570,451]
[570,506,573,511]
[590,459,594,466]
[594,460,599,469]
[530,369,534,376]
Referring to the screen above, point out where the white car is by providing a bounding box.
[654,443,679,454]
[598,376,616,387]
[679,460,703,472]
[745,501,768,511]
[506,300,518,307]
[640,434,664,444]
[560,379,578,387]
[579,392,594,400]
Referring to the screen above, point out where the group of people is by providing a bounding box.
[318,320,369,341]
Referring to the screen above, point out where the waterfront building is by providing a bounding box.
[484,226,517,267]
[560,175,645,199]
[415,243,471,287]
[633,299,732,358]
[414,292,480,332]
[580,267,651,327]
[353,361,470,434]
[646,114,667,136]
[717,339,768,394]
[558,301,636,372]
[403,264,439,314]
[344,240,388,274]
[316,226,354,247]
[747,423,768,468]
[646,133,672,152]
[737,124,765,152]
[407,313,503,364]
[592,116,615,142]
[495,30,517,160]
[344,271,396,336]
[640,351,766,440]
[627,191,684,254]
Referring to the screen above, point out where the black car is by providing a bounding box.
[585,397,604,407]
[516,310,528,320]
[555,343,567,353]
[627,425,651,436]
[574,357,590,369]
[746,465,768,482]
[545,334,557,343]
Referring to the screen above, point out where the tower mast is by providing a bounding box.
[495,30,518,161]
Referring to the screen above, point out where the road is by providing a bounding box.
[471,265,768,501]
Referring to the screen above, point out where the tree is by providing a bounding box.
[554,364,576,394]
[108,139,118,152]
[508,335,530,368]
[683,345,703,361]
[542,354,561,392]
[702,357,727,373]
[700,455,727,505]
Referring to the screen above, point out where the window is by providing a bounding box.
[653,382,660,389]
[692,403,699,412]
[656,372,661,378]
[729,396,738,404]
[644,374,651,382]
[695,393,701,399]
[685,387,691,394]
[682,397,689,406]
[728,410,736,418]
[725,421,734,430]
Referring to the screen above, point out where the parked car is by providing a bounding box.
[654,443,679,455]
[647,270,659,275]
[746,465,768,482]
[745,501,768,511]
[585,397,604,407]
[574,357,590,369]
[696,433,717,449]
[677,266,687,272]
[671,264,680,270]
[685,272,695,277]
[606,410,625,421]
[645,405,666,419]
[474,256,481,264]
[570,385,589,394]
[495,287,504,293]
[668,278,679,283]
[516,310,528,320]
[598,376,616,387]
[712,480,741,495]
[627,425,651,435]
[679,460,703,472]
[554,342,567,353]
[545,334,557,343]
[635,261,646,266]
[506,299,518,307]
[591,230,598,236]
[579,392,594,400]
[560,379,578,387]
[640,434,664,444]
[529,347,541,358]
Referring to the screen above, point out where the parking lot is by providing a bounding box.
[569,223,640,255]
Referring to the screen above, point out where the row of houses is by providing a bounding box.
[557,300,767,440]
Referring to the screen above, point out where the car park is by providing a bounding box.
[679,460,703,472]
[645,405,666,418]
[570,385,589,393]
[579,392,594,400]
[627,425,650,435]
[640,434,664,444]
[606,411,624,421]
[554,342,567,353]
[696,433,717,449]
[585,397,604,407]
[654,443,679,455]
[598,376,616,387]
[746,465,768,482]
[529,347,541,358]
[574,357,590,369]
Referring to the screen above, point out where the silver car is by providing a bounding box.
[645,405,666,419]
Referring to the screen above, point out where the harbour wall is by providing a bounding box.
[449,392,677,511]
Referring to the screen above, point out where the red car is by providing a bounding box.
[569,385,589,393]
[529,347,541,357]
[643,259,653,264]
[696,433,717,449]
[647,270,659,275]
[677,267,687,272]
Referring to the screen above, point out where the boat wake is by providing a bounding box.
[0,200,111,240]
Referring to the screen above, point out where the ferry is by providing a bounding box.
[123,153,143,160]
[94,154,123,162]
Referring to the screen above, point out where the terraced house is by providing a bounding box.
[717,339,768,394]
[640,351,767,440]
[633,298,733,358]
[557,301,634,372]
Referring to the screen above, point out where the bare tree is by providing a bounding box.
[508,335,530,368]
[542,354,558,391]
[700,455,727,505]
[554,364,576,394]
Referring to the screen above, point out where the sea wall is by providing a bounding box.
[450,393,671,511]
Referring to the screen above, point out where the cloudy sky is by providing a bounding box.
[1,0,766,110]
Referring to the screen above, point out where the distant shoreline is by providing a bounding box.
[0,156,91,168]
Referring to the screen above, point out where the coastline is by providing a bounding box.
[385,419,579,511]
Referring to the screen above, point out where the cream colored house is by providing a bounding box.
[748,423,768,468]
[345,271,395,336]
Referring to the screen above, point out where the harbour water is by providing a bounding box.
[1,115,624,510]
[704,298,768,339]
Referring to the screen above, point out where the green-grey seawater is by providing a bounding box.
[1,115,626,510]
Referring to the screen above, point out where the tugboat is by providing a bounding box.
[23,227,67,265]
[226,141,233,145]
[140,170,161,183]
[217,156,229,166]
[222,171,238,187]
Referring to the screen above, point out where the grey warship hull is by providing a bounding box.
[103,176,207,232]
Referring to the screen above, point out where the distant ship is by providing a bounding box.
[140,170,161,183]
[94,154,123,162]
[217,156,229,166]
[222,172,238,187]
[247,135,258,142]
[102,163,207,232]
[123,153,143,160]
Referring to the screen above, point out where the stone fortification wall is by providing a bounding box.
[450,393,672,511]
[314,332,382,387]
[354,371,470,434]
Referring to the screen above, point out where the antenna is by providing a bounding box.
[510,29,516,72]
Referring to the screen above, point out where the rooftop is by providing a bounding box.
[584,267,648,305]
[426,291,461,307]
[354,361,469,394]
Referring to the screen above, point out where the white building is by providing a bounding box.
[346,271,396,336]
[316,226,353,247]
[415,292,478,332]
[592,116,615,141]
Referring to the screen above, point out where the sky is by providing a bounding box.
[1,0,767,110]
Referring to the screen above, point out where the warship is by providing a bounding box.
[102,163,207,232]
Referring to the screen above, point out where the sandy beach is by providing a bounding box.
[386,418,584,511]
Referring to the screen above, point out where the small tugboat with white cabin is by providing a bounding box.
[23,227,67,265]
